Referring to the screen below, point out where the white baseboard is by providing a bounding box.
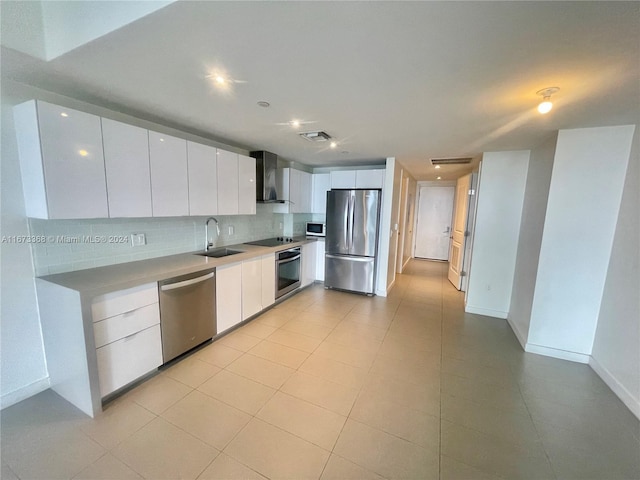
[589,356,640,420]
[507,317,528,349]
[524,343,590,364]
[1,377,50,410]
[464,305,508,319]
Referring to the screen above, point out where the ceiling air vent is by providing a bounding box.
[299,131,331,142]
[430,157,473,166]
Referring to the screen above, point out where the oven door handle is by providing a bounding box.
[277,254,301,265]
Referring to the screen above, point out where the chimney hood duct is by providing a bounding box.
[250,151,284,203]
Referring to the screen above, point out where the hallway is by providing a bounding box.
[2,260,639,479]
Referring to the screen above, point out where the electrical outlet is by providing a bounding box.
[228,225,234,235]
[131,233,146,246]
[279,222,283,230]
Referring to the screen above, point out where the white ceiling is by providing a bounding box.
[2,1,639,180]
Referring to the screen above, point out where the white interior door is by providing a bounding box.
[448,174,472,289]
[414,186,454,260]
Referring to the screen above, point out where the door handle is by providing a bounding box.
[160,272,214,291]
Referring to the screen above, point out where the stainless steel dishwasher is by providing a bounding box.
[158,269,216,363]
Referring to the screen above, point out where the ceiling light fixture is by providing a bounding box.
[330,142,337,148]
[435,165,441,169]
[436,176,442,180]
[299,131,331,142]
[78,149,88,157]
[60,112,68,117]
[291,120,300,128]
[536,87,559,114]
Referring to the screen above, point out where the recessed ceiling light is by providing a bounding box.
[214,75,225,84]
[330,142,337,148]
[436,176,442,180]
[257,101,270,108]
[435,165,441,169]
[78,149,88,157]
[159,138,164,142]
[291,120,300,128]
[60,112,68,117]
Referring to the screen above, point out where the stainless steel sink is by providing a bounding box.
[196,248,244,258]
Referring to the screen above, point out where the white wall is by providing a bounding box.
[527,126,635,361]
[0,86,50,408]
[465,151,530,318]
[507,135,556,346]
[590,127,639,418]
[376,158,395,296]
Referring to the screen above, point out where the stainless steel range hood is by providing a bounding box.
[250,151,285,203]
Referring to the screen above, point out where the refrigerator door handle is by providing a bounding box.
[326,253,373,262]
[348,192,355,253]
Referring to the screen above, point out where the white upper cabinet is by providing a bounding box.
[356,169,385,189]
[312,173,330,214]
[217,149,239,215]
[238,154,256,215]
[102,118,152,218]
[275,168,312,213]
[14,100,108,219]
[149,131,189,216]
[330,170,356,189]
[188,141,218,216]
[330,169,384,189]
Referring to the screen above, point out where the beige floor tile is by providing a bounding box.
[73,453,142,480]
[295,310,344,328]
[332,319,389,341]
[440,455,503,480]
[442,355,517,388]
[163,356,222,388]
[314,340,378,369]
[266,328,323,352]
[442,395,543,450]
[224,418,330,480]
[362,371,440,417]
[350,393,440,451]
[125,374,192,415]
[320,454,385,480]
[334,419,439,479]
[324,329,382,353]
[226,353,295,389]
[195,342,244,367]
[1,463,19,480]
[161,390,251,450]
[198,453,267,479]
[281,371,359,416]
[238,320,279,339]
[441,373,529,417]
[384,330,441,352]
[1,425,105,480]
[112,417,217,480]
[80,399,156,449]
[218,331,263,351]
[441,420,554,480]
[198,369,276,415]
[369,353,440,386]
[299,353,369,389]
[304,302,353,318]
[257,391,347,450]
[281,318,335,339]
[248,339,310,369]
[254,307,300,327]
[344,311,394,329]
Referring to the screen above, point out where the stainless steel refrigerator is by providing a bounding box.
[325,189,381,295]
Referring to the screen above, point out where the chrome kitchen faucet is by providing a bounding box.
[205,217,220,251]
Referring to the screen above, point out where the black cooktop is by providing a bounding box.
[244,236,305,247]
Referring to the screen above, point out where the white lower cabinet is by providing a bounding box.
[91,283,162,397]
[216,262,243,333]
[261,253,275,309]
[301,242,317,287]
[315,239,325,281]
[242,257,263,320]
[96,325,162,397]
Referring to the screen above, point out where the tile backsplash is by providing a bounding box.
[29,204,315,275]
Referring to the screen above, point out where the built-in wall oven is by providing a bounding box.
[276,247,301,298]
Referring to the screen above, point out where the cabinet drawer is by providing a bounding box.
[92,283,158,321]
[96,324,162,397]
[93,303,160,348]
